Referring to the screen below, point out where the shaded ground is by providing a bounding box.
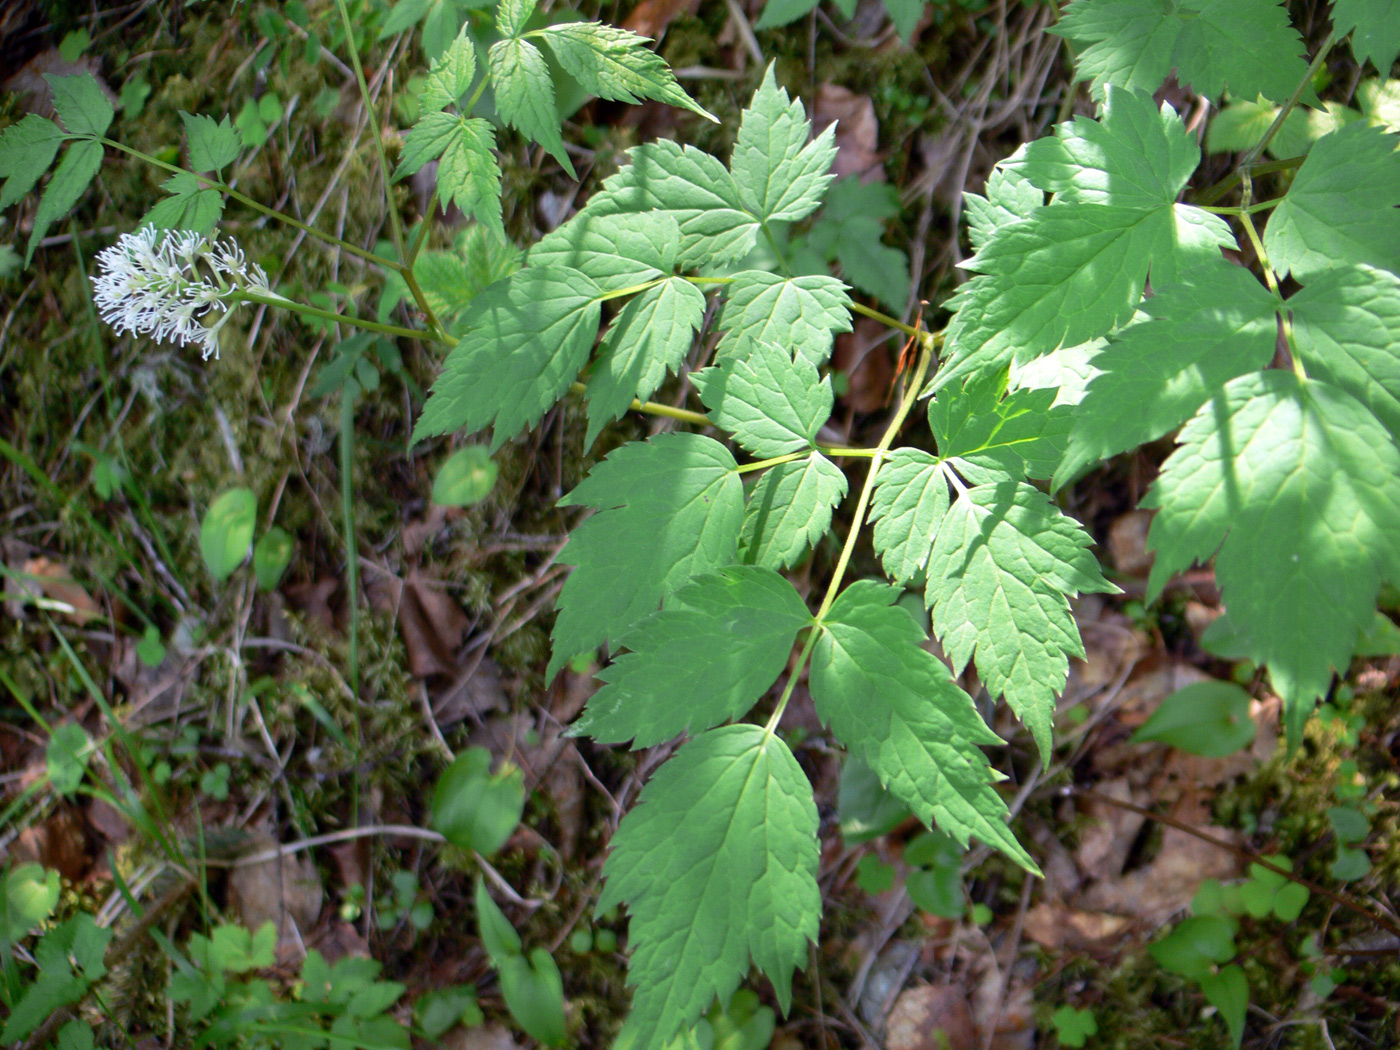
[2,1,1399,1048]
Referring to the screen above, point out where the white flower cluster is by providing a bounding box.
[91,226,280,360]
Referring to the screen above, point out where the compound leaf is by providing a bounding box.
[530,209,677,289]
[588,140,756,267]
[412,266,602,447]
[45,73,114,138]
[718,272,852,365]
[141,170,224,235]
[534,21,715,120]
[740,454,847,570]
[180,111,241,173]
[586,277,706,446]
[692,340,834,457]
[421,27,478,111]
[869,449,950,584]
[573,566,810,747]
[1263,121,1400,281]
[28,138,102,265]
[731,64,837,224]
[929,375,1071,484]
[1332,0,1400,75]
[1058,263,1280,483]
[598,725,820,1049]
[926,482,1115,761]
[808,581,1036,870]
[1144,371,1400,743]
[397,112,503,234]
[1051,0,1306,103]
[0,115,64,211]
[549,433,744,680]
[489,37,573,176]
[497,0,536,38]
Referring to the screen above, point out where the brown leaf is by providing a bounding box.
[886,985,978,1050]
[831,318,895,413]
[2,50,114,122]
[622,0,701,41]
[22,557,101,624]
[228,834,324,965]
[1023,901,1130,951]
[814,84,882,181]
[1107,509,1154,576]
[366,569,472,678]
[286,577,339,634]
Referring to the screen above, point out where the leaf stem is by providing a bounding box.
[1236,181,1307,381]
[567,382,711,426]
[849,300,923,339]
[1240,29,1336,170]
[234,289,435,342]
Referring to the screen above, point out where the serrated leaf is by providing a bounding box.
[807,179,911,309]
[530,209,678,289]
[808,581,1036,870]
[755,0,820,29]
[1051,0,1306,103]
[141,170,224,235]
[180,111,241,172]
[0,115,64,211]
[1333,0,1400,75]
[45,73,114,138]
[740,453,847,569]
[414,228,523,320]
[585,277,705,446]
[1144,371,1400,743]
[929,375,1071,484]
[869,448,950,584]
[1288,265,1400,440]
[718,271,852,365]
[27,139,102,265]
[926,482,1115,760]
[535,22,715,121]
[598,725,820,1049]
[412,266,602,448]
[731,64,837,224]
[588,140,756,267]
[573,566,810,747]
[1006,86,1201,209]
[1057,263,1279,483]
[497,0,536,38]
[489,37,574,176]
[436,116,503,234]
[549,433,744,679]
[1263,121,1400,281]
[965,162,1042,253]
[422,27,478,111]
[692,340,833,457]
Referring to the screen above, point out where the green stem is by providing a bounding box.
[333,0,406,264]
[849,300,923,339]
[100,139,398,272]
[233,289,436,342]
[600,277,670,302]
[338,390,364,827]
[1191,155,1305,208]
[1237,184,1306,381]
[1241,29,1336,169]
[567,382,710,426]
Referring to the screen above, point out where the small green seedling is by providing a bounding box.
[432,747,525,856]
[1051,1004,1097,1047]
[432,446,498,507]
[414,984,484,1039]
[200,488,257,582]
[475,881,567,1047]
[904,829,963,919]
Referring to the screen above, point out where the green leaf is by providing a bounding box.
[141,170,224,235]
[1287,265,1400,440]
[1332,845,1371,881]
[925,482,1115,761]
[200,488,258,582]
[740,453,847,570]
[929,376,1070,484]
[965,164,1042,253]
[45,73,114,138]
[46,724,91,796]
[755,0,820,29]
[589,140,757,266]
[252,527,293,591]
[718,272,852,365]
[1051,1006,1098,1048]
[55,1021,94,1050]
[422,26,478,111]
[1130,680,1257,756]
[499,949,567,1046]
[840,753,912,845]
[730,64,837,224]
[1057,263,1280,483]
[416,986,484,1039]
[934,90,1233,391]
[1327,805,1369,844]
[394,111,503,235]
[489,37,574,176]
[2,864,61,942]
[692,340,834,457]
[1200,964,1248,1049]
[380,0,436,37]
[433,748,525,855]
[1332,0,1400,75]
[414,227,522,320]
[883,0,924,41]
[432,446,499,506]
[598,725,820,1049]
[869,449,949,584]
[531,209,678,289]
[586,276,705,446]
[1264,121,1400,281]
[0,115,65,212]
[1149,914,1237,980]
[805,182,912,310]
[412,266,602,447]
[549,433,744,680]
[534,22,715,121]
[497,0,536,38]
[1050,0,1306,103]
[572,566,810,747]
[180,111,241,172]
[27,139,102,266]
[1144,371,1400,744]
[808,580,1037,870]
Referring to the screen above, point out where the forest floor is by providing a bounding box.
[2,1,1399,1048]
